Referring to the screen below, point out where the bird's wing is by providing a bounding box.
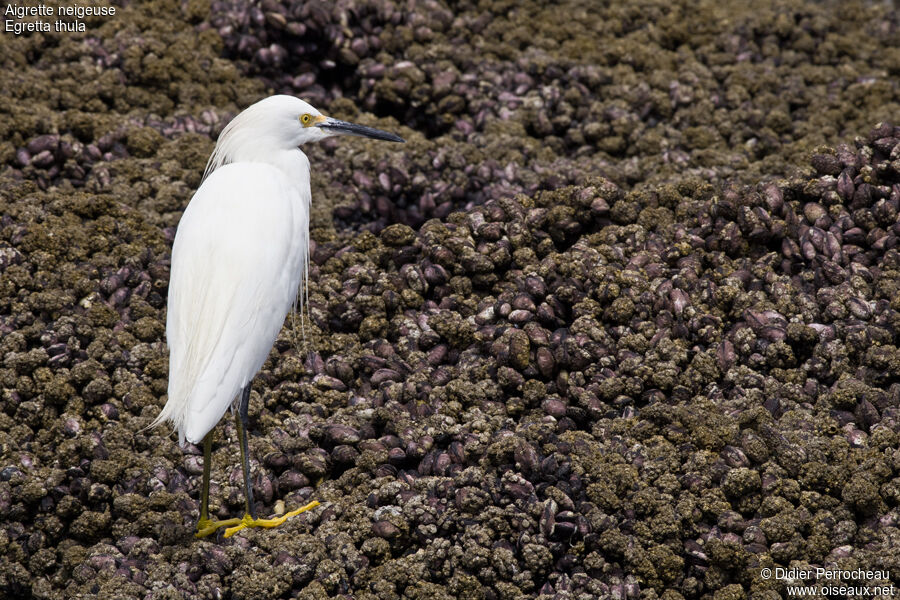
[162,163,308,445]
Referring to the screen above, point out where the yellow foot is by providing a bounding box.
[222,500,321,538]
[195,516,243,539]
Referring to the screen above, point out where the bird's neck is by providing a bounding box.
[267,148,310,190]
[205,129,311,191]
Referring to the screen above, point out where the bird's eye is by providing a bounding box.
[300,114,312,125]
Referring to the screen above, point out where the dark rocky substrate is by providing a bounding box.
[1,1,900,599]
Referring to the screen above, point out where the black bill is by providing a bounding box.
[317,117,405,143]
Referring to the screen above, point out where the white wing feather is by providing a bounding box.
[155,162,309,445]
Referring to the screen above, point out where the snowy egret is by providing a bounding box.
[152,95,404,538]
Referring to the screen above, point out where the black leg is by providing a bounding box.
[195,429,244,538]
[235,385,257,519]
[199,431,213,525]
[198,383,320,537]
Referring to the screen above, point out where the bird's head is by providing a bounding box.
[204,95,404,178]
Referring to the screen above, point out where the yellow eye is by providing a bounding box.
[300,114,312,125]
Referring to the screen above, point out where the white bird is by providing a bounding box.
[151,95,404,538]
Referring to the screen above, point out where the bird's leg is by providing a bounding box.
[236,385,256,519]
[223,385,320,538]
[194,432,242,538]
[199,432,213,523]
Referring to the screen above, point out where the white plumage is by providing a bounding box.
[153,96,314,446]
[162,162,309,445]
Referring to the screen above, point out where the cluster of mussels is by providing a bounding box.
[2,0,900,598]
[11,124,893,598]
[205,0,900,235]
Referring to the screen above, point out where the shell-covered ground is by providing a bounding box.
[2,0,900,598]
